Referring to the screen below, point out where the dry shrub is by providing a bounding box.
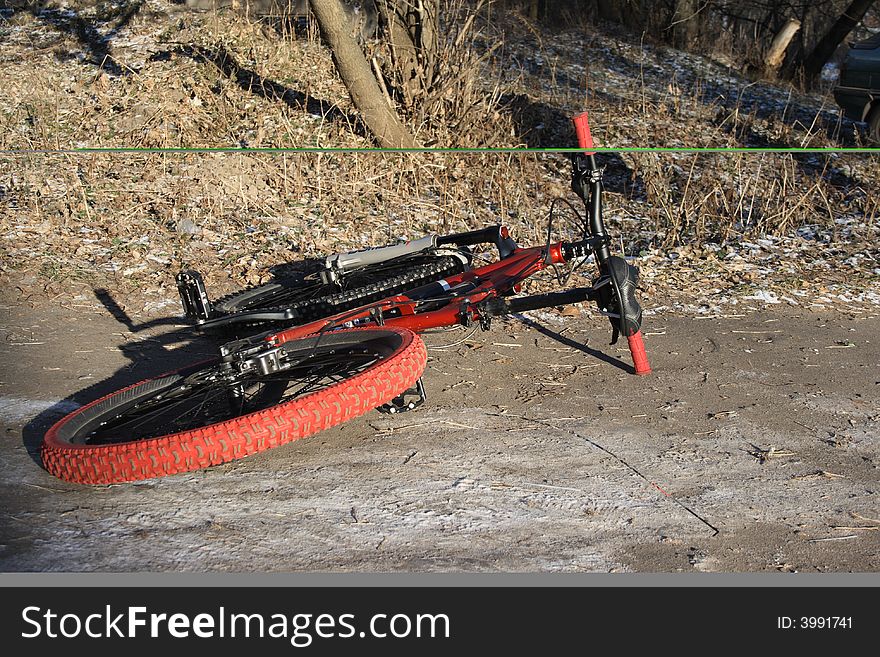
[370,0,515,147]
[624,151,878,249]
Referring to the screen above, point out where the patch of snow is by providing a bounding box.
[821,63,839,83]
[0,397,81,423]
[519,309,567,326]
[743,290,781,304]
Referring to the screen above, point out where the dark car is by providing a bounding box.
[834,32,880,142]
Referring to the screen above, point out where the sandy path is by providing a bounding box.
[1,294,877,572]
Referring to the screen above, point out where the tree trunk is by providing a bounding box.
[309,0,419,147]
[670,0,698,49]
[528,0,545,21]
[416,0,440,93]
[595,0,622,24]
[801,0,875,85]
[764,18,801,70]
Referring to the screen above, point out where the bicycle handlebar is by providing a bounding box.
[572,111,596,156]
[569,113,651,375]
[437,225,505,248]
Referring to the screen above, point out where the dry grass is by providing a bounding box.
[623,151,880,248]
[2,148,876,315]
[0,2,877,312]
[1,1,363,149]
[0,151,554,301]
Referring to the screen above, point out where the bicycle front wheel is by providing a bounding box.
[42,328,426,484]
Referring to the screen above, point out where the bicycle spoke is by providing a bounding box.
[100,384,231,438]
[281,355,377,399]
[79,349,385,446]
[176,385,231,427]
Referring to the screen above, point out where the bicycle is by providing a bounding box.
[41,113,651,485]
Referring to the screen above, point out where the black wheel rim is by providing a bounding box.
[70,342,389,446]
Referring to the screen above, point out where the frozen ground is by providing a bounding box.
[1,292,878,572]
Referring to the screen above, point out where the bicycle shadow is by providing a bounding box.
[514,315,634,375]
[20,288,224,469]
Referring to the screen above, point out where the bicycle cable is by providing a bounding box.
[422,324,481,350]
[546,196,592,288]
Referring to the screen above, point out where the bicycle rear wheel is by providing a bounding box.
[42,328,426,484]
[209,253,468,328]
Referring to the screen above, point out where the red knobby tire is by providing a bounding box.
[41,328,426,485]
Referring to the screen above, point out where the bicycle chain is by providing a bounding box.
[210,255,466,327]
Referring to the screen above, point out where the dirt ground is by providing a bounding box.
[0,289,877,572]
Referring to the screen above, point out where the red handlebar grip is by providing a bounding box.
[572,111,596,155]
[627,331,651,375]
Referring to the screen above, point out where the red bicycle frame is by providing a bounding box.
[216,112,651,376]
[265,239,563,344]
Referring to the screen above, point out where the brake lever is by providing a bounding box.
[595,256,643,345]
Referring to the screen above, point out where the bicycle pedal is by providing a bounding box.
[176,270,212,322]
[379,378,426,414]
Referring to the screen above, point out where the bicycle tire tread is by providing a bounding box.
[41,328,427,485]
